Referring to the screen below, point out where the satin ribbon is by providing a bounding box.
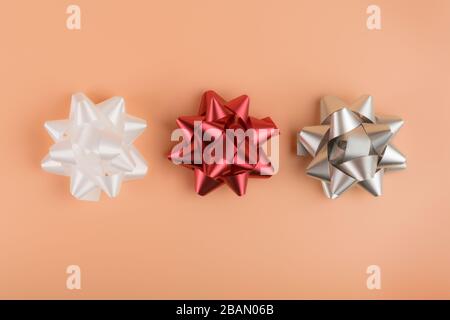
[41,93,148,201]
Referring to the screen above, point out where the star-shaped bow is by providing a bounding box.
[297,95,406,199]
[169,90,278,196]
[41,93,148,201]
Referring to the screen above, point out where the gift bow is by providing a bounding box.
[169,90,278,196]
[297,95,406,199]
[41,93,148,201]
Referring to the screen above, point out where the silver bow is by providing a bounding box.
[41,93,148,201]
[297,95,406,199]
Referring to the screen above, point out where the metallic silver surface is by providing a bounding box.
[298,95,406,199]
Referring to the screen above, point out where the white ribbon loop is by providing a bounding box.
[42,92,148,201]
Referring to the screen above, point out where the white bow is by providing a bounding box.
[41,93,148,201]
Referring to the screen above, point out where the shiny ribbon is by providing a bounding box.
[41,92,148,201]
[169,90,278,196]
[297,95,406,199]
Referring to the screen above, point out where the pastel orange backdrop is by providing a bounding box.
[1,0,449,299]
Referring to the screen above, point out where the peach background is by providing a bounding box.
[1,0,450,299]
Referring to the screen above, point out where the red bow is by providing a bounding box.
[169,90,278,196]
